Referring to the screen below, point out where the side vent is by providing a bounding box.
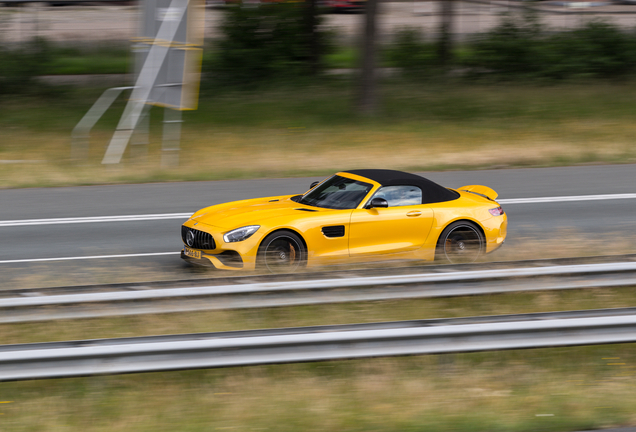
[295,208,318,212]
[322,225,345,238]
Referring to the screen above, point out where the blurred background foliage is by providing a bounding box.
[4,7,636,96]
[383,27,439,76]
[203,3,336,87]
[0,36,51,94]
[464,12,636,80]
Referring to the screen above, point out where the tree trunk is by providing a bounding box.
[304,0,319,75]
[357,0,380,116]
[438,0,454,66]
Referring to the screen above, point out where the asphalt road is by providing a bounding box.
[0,164,635,288]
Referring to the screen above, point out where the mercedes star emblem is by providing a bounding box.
[186,230,195,247]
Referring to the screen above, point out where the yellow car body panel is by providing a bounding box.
[349,206,435,256]
[421,191,507,256]
[181,170,507,271]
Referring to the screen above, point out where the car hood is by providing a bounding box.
[189,195,322,230]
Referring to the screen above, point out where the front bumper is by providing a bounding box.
[181,250,214,267]
[181,219,263,271]
[180,248,252,270]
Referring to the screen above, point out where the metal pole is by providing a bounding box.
[102,0,190,165]
[161,107,182,167]
[71,86,134,161]
[131,104,151,163]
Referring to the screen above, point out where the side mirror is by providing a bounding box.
[310,181,320,189]
[367,197,388,209]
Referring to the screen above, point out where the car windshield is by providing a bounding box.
[299,175,373,210]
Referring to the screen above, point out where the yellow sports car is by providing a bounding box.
[181,169,507,272]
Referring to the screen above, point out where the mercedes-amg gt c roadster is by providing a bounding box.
[181,169,507,272]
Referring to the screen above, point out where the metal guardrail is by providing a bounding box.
[3,307,636,381]
[2,260,636,323]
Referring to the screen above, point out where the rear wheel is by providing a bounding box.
[436,221,484,264]
[258,231,306,274]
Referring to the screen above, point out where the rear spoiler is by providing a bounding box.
[458,185,499,201]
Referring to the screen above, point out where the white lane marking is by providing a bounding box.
[498,193,636,204]
[0,252,181,265]
[0,193,635,228]
[0,213,191,227]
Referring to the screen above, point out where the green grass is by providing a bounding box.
[2,79,636,189]
[324,46,358,69]
[1,349,636,432]
[3,285,636,431]
[48,54,129,75]
[14,42,354,75]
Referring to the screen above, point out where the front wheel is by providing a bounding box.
[436,221,485,264]
[257,231,307,274]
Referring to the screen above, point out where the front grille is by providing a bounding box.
[181,226,216,250]
[322,225,345,238]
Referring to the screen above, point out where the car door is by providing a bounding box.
[348,185,434,256]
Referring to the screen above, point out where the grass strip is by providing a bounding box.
[2,81,636,188]
[2,349,636,432]
[3,282,636,432]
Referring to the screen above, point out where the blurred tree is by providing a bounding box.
[356,0,380,116]
[208,2,331,87]
[304,0,319,75]
[463,11,636,80]
[384,27,437,76]
[438,0,454,66]
[0,37,51,95]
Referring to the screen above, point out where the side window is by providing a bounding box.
[374,185,422,207]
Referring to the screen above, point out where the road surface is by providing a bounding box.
[1,164,634,289]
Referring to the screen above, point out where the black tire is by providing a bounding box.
[436,221,485,264]
[257,231,307,274]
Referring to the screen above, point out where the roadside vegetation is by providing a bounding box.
[5,8,636,84]
[3,282,636,431]
[2,345,636,432]
[1,80,636,188]
[2,8,636,188]
[1,8,636,185]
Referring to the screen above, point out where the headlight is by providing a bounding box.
[223,225,260,243]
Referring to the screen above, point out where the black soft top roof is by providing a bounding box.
[344,169,459,204]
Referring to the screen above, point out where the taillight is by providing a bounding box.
[489,206,504,216]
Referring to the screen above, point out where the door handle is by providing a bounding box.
[406,211,422,217]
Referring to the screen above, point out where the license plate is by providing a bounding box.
[184,247,201,259]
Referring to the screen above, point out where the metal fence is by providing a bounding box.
[2,260,636,323]
[3,306,636,381]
